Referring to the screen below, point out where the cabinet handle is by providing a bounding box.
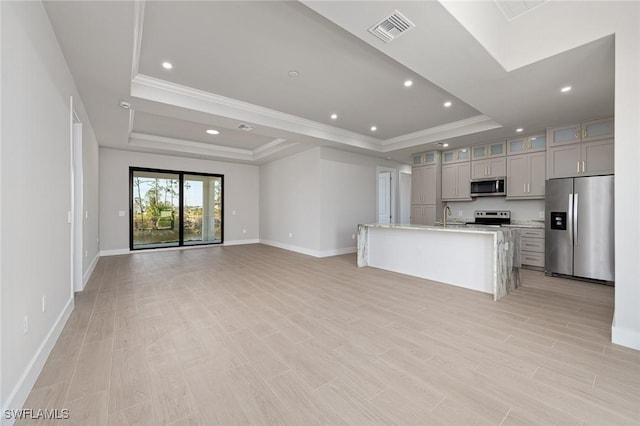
[583,129,587,138]
[523,183,526,193]
[575,132,579,139]
[576,161,580,173]
[582,161,585,172]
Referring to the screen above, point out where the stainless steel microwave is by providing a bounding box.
[470,177,506,197]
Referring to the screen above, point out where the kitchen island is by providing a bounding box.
[357,223,520,301]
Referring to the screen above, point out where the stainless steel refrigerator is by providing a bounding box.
[545,175,614,283]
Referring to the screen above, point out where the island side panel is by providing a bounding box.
[357,224,369,267]
[366,227,494,295]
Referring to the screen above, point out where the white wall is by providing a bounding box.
[99,148,259,253]
[1,1,100,418]
[447,198,545,222]
[259,148,322,254]
[260,146,408,257]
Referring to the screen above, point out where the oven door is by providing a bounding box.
[470,178,505,196]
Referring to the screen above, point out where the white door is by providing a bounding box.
[378,171,392,223]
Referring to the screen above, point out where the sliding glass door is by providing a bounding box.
[183,174,223,245]
[130,168,223,250]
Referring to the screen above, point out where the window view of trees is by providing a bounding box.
[131,169,223,249]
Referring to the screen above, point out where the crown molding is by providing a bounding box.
[128,132,297,162]
[131,0,145,81]
[131,74,383,151]
[379,115,503,152]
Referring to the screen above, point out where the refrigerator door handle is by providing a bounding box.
[574,193,579,244]
[568,193,574,245]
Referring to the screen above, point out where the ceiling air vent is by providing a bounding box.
[237,123,255,131]
[368,10,415,43]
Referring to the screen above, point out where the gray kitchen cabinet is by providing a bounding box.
[442,163,471,201]
[547,117,614,178]
[411,152,443,225]
[518,228,545,269]
[411,205,436,226]
[507,134,546,155]
[471,141,506,160]
[547,138,613,178]
[442,147,471,164]
[471,157,507,179]
[506,152,545,199]
[411,151,438,166]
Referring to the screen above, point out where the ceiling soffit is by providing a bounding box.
[126,0,501,162]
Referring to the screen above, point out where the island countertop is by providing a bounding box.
[357,223,520,300]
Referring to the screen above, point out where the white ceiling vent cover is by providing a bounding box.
[368,10,415,43]
[237,123,256,131]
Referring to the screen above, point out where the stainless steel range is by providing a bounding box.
[466,210,511,227]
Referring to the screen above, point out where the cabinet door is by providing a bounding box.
[456,163,471,199]
[507,137,527,155]
[548,124,581,146]
[582,139,614,176]
[528,134,546,152]
[410,205,426,225]
[582,117,613,142]
[471,160,488,180]
[423,165,437,203]
[528,152,546,197]
[412,154,423,165]
[423,152,437,165]
[472,145,487,160]
[487,157,507,178]
[411,167,424,203]
[441,165,457,200]
[488,141,506,157]
[424,205,436,226]
[547,144,581,179]
[506,155,527,197]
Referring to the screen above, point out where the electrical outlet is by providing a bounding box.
[232,210,236,215]
[118,210,125,217]
[42,296,46,313]
[23,316,29,334]
[242,229,247,234]
[352,233,356,240]
[539,211,545,219]
[458,210,463,217]
[85,210,89,219]
[288,233,293,238]
[85,250,88,258]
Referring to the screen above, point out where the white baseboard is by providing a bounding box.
[224,239,259,246]
[100,248,130,257]
[259,239,356,258]
[612,324,640,350]
[1,297,74,426]
[81,253,100,290]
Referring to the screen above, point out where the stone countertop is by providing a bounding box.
[364,223,508,235]
[502,220,545,229]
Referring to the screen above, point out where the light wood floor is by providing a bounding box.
[20,244,640,425]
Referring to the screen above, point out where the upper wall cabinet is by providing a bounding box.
[471,141,506,160]
[547,117,614,148]
[412,151,438,166]
[547,117,614,178]
[442,147,471,164]
[507,134,546,155]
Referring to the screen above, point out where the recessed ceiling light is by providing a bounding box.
[561,86,572,93]
[288,70,299,78]
[443,101,452,108]
[162,61,173,70]
[119,101,131,109]
[516,128,523,133]
[330,113,338,120]
[370,126,377,132]
[206,129,220,135]
[443,143,449,147]
[404,80,413,87]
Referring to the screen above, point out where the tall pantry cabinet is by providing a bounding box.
[411,151,444,225]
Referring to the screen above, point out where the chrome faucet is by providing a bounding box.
[443,206,452,227]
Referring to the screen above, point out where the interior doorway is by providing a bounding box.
[376,166,396,224]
